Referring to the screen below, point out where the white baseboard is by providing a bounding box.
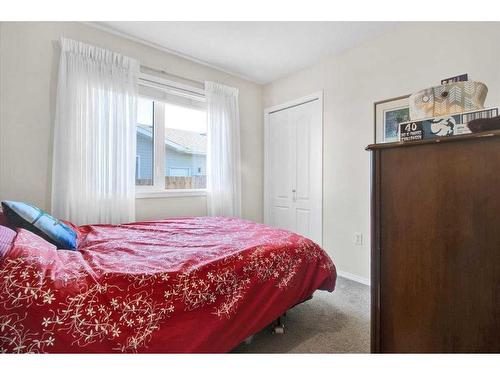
[336,270,370,286]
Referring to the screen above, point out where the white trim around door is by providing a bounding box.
[264,91,324,246]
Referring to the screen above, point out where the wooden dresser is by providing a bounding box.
[367,131,500,353]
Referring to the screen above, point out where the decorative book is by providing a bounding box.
[399,108,498,142]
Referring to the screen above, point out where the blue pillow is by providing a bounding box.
[1,201,77,250]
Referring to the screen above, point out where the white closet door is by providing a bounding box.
[267,107,295,232]
[265,96,322,245]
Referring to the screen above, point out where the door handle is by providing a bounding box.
[292,189,297,202]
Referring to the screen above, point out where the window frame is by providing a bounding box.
[135,74,207,199]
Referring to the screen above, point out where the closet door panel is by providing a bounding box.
[268,109,294,232]
[292,100,322,244]
[295,110,310,202]
[295,208,311,238]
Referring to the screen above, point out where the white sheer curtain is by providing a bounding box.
[205,82,242,217]
[52,38,139,225]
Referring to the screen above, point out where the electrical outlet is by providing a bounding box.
[354,232,363,246]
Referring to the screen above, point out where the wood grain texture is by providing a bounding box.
[370,135,500,353]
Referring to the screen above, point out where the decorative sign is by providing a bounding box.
[399,121,424,142]
[441,74,468,85]
[400,115,460,142]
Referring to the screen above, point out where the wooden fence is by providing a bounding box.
[136,175,206,189]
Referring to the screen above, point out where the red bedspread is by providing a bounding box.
[0,217,336,353]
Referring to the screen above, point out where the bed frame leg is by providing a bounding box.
[244,335,254,345]
[273,313,286,334]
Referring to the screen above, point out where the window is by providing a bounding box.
[135,75,207,197]
[135,98,154,186]
[164,102,207,189]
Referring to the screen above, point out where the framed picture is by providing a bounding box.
[374,95,410,143]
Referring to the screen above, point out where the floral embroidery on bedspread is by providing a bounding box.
[0,217,335,353]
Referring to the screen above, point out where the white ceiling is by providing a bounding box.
[96,22,402,84]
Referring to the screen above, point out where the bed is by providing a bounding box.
[0,216,336,353]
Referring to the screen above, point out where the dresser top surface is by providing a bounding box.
[366,130,500,151]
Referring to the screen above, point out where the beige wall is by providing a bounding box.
[0,22,263,223]
[263,22,500,281]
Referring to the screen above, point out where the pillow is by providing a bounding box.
[0,210,8,227]
[1,201,77,251]
[0,225,16,258]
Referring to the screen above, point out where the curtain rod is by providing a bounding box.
[140,65,204,87]
[54,38,204,86]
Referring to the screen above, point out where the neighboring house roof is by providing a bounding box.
[137,124,207,155]
[165,128,206,154]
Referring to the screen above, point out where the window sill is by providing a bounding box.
[136,189,207,199]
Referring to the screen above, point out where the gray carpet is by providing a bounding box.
[232,277,370,353]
